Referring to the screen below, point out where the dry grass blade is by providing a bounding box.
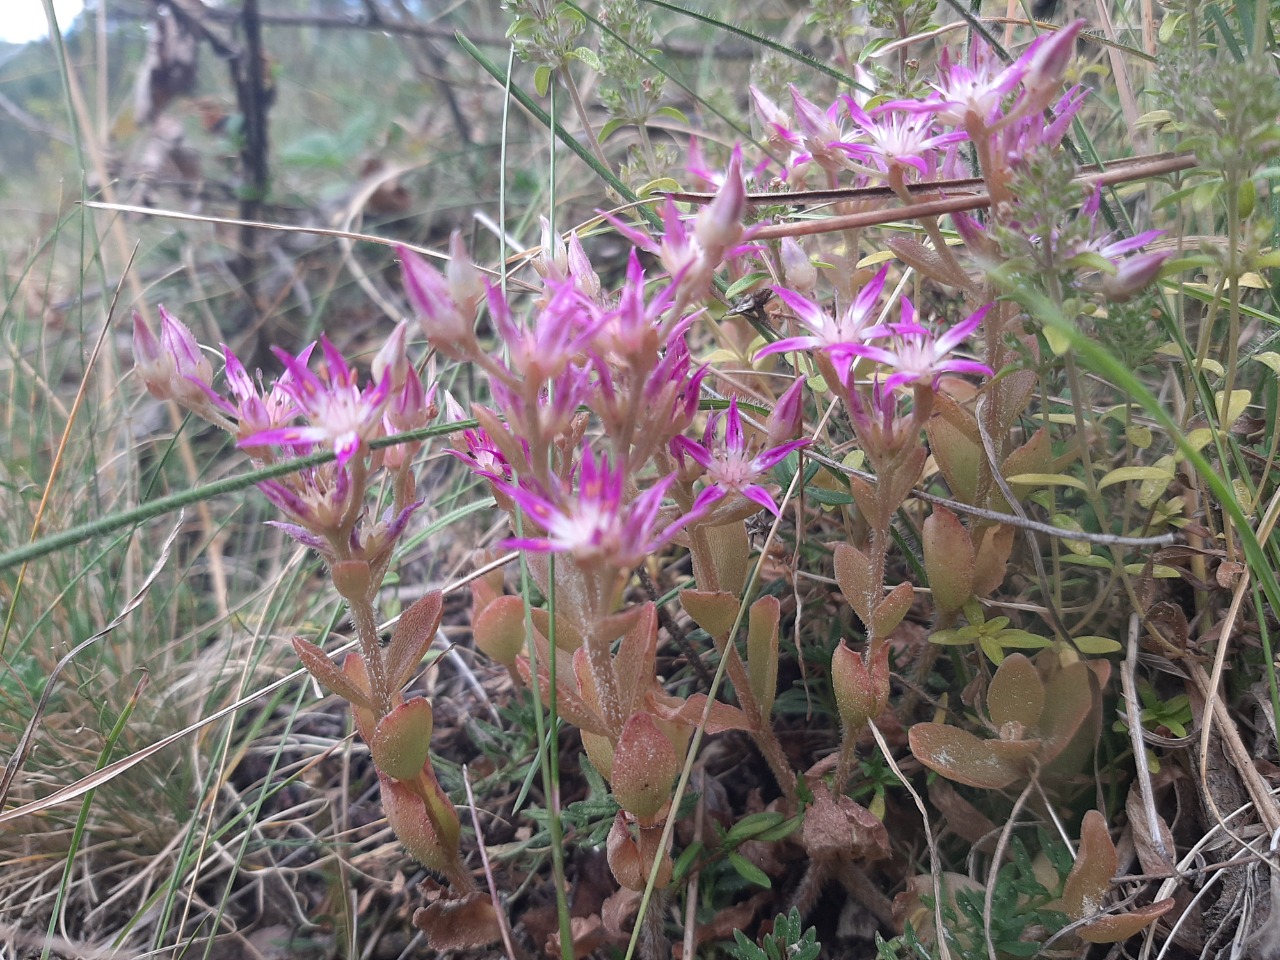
[0,511,184,810]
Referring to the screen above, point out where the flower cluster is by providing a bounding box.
[398,149,804,583]
[133,310,435,576]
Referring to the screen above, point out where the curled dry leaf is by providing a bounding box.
[801,784,890,862]
[1063,810,1175,944]
[412,889,503,951]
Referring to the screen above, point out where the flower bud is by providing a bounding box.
[766,375,807,447]
[533,217,568,281]
[446,229,485,316]
[398,245,475,360]
[832,642,890,736]
[132,307,216,412]
[779,237,816,295]
[1101,251,1171,302]
[694,146,747,264]
[566,231,601,301]
[1020,20,1085,116]
[372,321,410,392]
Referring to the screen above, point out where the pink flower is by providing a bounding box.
[587,251,670,363]
[750,85,801,152]
[219,342,311,456]
[671,397,809,516]
[1019,21,1087,117]
[243,336,391,467]
[789,86,859,172]
[756,266,890,383]
[496,446,717,568]
[443,394,521,481]
[904,41,1027,129]
[846,298,994,392]
[487,278,592,385]
[1101,251,1171,301]
[839,100,967,178]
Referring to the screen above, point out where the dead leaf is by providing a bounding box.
[412,890,502,951]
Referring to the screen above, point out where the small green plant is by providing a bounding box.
[728,907,821,960]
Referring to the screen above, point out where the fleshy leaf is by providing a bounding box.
[908,723,1033,789]
[387,591,445,689]
[833,541,876,623]
[472,594,527,667]
[923,507,974,614]
[747,596,780,718]
[370,697,434,781]
[987,653,1045,730]
[292,637,374,709]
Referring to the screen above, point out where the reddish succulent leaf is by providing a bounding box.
[691,520,751,598]
[292,637,373,709]
[988,653,1044,730]
[611,712,679,824]
[516,658,609,736]
[972,524,1015,598]
[607,813,645,890]
[832,643,890,735]
[833,542,876,623]
[1001,427,1054,502]
[908,722,1034,789]
[925,395,983,505]
[747,596,780,717]
[680,589,740,641]
[1078,899,1176,943]
[610,603,657,717]
[1036,660,1095,765]
[656,693,752,734]
[1063,810,1117,921]
[871,582,914,637]
[923,506,975,614]
[370,697,434,781]
[387,591,444,689]
[471,594,527,667]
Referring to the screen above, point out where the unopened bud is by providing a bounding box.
[566,231,602,301]
[132,307,216,412]
[1020,20,1085,116]
[694,146,747,264]
[780,237,816,295]
[766,376,807,447]
[1101,251,1171,302]
[398,245,475,360]
[372,321,410,391]
[446,230,485,316]
[534,217,568,280]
